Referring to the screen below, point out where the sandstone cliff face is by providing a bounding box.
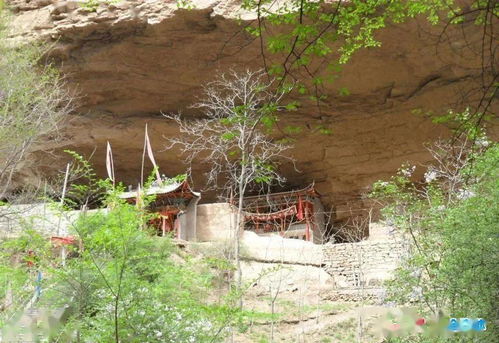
[6,0,495,227]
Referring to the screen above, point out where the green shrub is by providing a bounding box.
[373,140,498,343]
[0,187,237,342]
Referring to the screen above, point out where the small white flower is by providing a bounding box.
[401,165,416,177]
[457,189,475,200]
[424,169,438,183]
[476,137,489,147]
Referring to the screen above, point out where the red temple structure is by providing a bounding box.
[119,180,201,240]
[242,184,326,243]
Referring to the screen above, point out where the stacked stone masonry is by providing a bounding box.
[323,239,409,291]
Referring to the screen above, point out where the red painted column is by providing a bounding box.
[305,207,310,241]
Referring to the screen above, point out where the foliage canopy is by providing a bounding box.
[371,131,498,342]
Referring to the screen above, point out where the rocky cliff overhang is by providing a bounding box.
[5,0,497,226]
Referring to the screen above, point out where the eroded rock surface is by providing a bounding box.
[6,0,496,226]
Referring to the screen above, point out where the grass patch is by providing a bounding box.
[260,296,354,317]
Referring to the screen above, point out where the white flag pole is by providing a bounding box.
[143,124,162,185]
[141,125,147,187]
[106,141,115,186]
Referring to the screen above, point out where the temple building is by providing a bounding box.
[242,184,326,243]
[119,180,201,241]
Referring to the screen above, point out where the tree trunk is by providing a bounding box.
[234,168,246,309]
[235,191,244,308]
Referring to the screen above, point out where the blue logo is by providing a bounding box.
[447,318,487,332]
[448,318,460,332]
[472,318,487,332]
[459,318,473,332]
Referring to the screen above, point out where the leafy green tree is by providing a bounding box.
[52,194,222,342]
[371,124,498,342]
[178,0,498,126]
[0,148,249,343]
[1,186,239,342]
[238,0,497,128]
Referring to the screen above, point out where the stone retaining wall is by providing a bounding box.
[323,238,409,290]
[2,202,409,297]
